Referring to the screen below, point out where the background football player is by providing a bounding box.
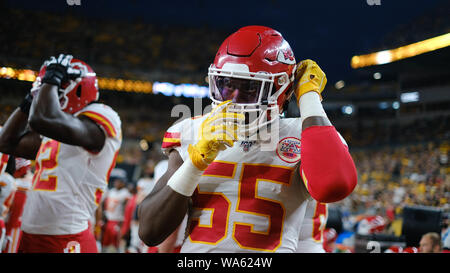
[138,26,357,252]
[0,54,122,253]
[0,152,15,252]
[101,172,131,252]
[2,156,32,253]
[296,200,328,253]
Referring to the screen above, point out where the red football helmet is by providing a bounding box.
[403,246,419,253]
[384,245,403,253]
[31,58,99,114]
[357,215,387,235]
[208,25,296,137]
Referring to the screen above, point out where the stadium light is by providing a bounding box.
[400,92,420,103]
[392,101,400,109]
[0,67,36,82]
[378,102,389,109]
[152,81,209,98]
[139,139,149,151]
[342,105,354,115]
[0,66,209,98]
[351,32,450,68]
[335,80,345,90]
[373,72,382,80]
[375,51,392,65]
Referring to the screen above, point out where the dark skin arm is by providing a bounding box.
[138,149,187,246]
[28,83,105,152]
[302,116,331,130]
[0,108,41,160]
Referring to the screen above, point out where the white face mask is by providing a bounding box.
[208,63,291,141]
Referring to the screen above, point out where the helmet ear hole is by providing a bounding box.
[76,85,82,98]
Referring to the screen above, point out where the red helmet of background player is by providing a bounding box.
[384,245,403,253]
[403,246,419,253]
[31,58,99,114]
[208,25,296,137]
[357,215,387,235]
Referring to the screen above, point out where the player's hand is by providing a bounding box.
[41,54,82,87]
[188,100,244,171]
[294,59,327,101]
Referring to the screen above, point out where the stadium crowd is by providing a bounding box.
[0,5,228,85]
[369,1,450,52]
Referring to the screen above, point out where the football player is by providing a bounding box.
[102,172,131,252]
[0,152,15,252]
[0,54,122,253]
[296,200,328,253]
[3,156,32,253]
[138,26,357,252]
[356,215,387,235]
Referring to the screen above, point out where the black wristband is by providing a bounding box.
[19,93,33,115]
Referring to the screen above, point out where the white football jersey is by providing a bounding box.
[21,103,122,235]
[296,199,328,253]
[0,172,15,219]
[104,187,131,222]
[162,116,312,253]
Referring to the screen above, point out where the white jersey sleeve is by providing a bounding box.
[77,102,123,197]
[161,116,205,162]
[77,103,122,141]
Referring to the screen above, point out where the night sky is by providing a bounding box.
[5,0,448,83]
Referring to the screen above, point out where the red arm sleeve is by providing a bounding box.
[300,126,357,203]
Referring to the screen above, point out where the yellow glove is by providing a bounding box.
[188,100,244,170]
[295,59,327,101]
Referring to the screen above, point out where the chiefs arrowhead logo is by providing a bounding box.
[277,49,296,65]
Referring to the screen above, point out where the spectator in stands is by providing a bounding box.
[419,232,442,253]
